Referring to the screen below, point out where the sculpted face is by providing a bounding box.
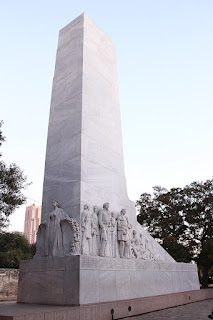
[52,200,59,208]
[103,203,109,210]
[121,209,126,216]
[84,204,89,210]
[111,212,115,217]
[93,206,98,213]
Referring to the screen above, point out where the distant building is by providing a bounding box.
[24,203,41,244]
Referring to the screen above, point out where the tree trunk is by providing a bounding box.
[202,265,209,288]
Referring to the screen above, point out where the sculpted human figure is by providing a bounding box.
[37,200,72,257]
[81,204,92,255]
[117,208,130,258]
[91,205,100,256]
[139,233,145,259]
[98,202,111,257]
[124,221,132,259]
[110,211,117,257]
[131,230,140,258]
[144,239,153,260]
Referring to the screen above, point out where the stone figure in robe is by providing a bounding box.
[81,204,92,255]
[131,230,141,258]
[117,208,131,258]
[139,233,145,259]
[144,239,154,260]
[110,211,117,257]
[91,205,100,256]
[35,200,79,258]
[98,202,111,257]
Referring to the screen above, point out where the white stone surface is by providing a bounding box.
[17,256,200,305]
[20,13,201,306]
[79,256,200,304]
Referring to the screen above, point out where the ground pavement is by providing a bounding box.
[124,299,213,320]
[0,298,212,320]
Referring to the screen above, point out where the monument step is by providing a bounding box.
[1,289,213,320]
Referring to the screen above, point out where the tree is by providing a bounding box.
[0,121,29,230]
[0,232,36,268]
[137,186,191,262]
[137,179,213,287]
[183,180,213,287]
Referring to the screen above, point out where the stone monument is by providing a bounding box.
[17,13,200,307]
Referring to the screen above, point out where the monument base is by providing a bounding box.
[1,289,213,320]
[17,256,200,306]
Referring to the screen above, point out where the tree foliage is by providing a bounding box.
[0,232,36,268]
[0,121,29,230]
[137,179,213,287]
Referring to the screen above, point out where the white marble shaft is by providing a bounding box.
[43,13,130,221]
[41,13,174,263]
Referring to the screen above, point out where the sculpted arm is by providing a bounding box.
[91,215,97,231]
[59,209,74,226]
[98,211,104,229]
[81,211,86,231]
[117,216,121,229]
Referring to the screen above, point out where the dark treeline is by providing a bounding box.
[137,179,213,287]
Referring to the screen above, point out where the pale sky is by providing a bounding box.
[0,1,212,232]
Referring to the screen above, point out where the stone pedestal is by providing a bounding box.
[17,256,200,305]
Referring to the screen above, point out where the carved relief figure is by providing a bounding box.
[131,230,140,258]
[110,211,117,257]
[81,204,92,255]
[139,233,145,259]
[91,206,100,256]
[144,239,153,260]
[124,221,132,259]
[117,209,130,258]
[98,202,111,257]
[36,200,78,258]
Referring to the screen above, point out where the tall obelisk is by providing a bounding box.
[42,13,135,224]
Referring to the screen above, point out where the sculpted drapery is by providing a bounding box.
[35,200,80,258]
